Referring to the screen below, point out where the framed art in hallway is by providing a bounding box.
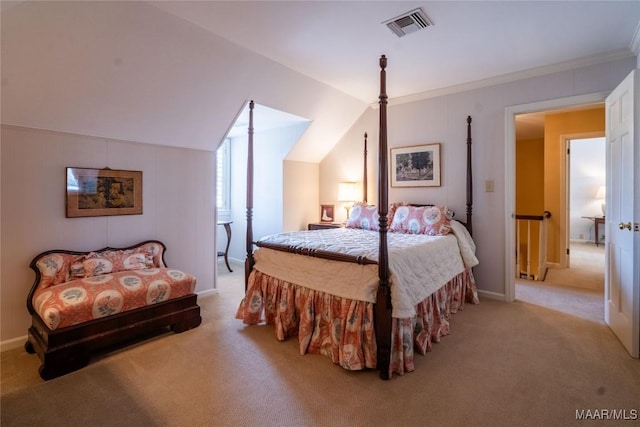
[66,167,143,217]
[391,143,441,187]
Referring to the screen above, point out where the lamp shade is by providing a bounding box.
[595,185,606,199]
[337,182,358,202]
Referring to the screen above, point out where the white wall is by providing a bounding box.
[1,125,216,349]
[0,0,362,349]
[0,1,366,162]
[284,161,320,232]
[570,138,606,242]
[320,107,379,223]
[320,57,636,298]
[227,123,310,263]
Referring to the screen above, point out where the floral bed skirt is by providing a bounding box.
[235,268,479,378]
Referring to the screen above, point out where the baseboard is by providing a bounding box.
[1,336,27,353]
[197,288,219,298]
[477,289,506,301]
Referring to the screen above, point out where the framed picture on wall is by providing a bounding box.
[66,167,143,217]
[391,143,441,187]
[320,204,335,223]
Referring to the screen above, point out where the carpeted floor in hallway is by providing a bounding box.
[516,242,604,323]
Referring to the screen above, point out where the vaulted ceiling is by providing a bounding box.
[151,1,640,104]
[2,1,639,161]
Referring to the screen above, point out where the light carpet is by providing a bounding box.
[516,242,605,323]
[2,260,639,427]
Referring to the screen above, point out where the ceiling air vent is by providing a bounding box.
[383,8,433,38]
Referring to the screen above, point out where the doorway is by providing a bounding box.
[507,94,608,322]
[566,136,606,269]
[517,136,607,322]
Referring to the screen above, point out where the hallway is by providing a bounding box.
[516,242,604,323]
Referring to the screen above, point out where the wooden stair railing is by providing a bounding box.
[515,211,551,281]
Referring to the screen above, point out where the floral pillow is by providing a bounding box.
[346,202,416,231]
[389,205,452,235]
[82,257,114,277]
[69,260,86,279]
[138,242,163,267]
[82,249,152,277]
[422,205,453,235]
[388,201,409,226]
[36,254,80,289]
[346,202,380,231]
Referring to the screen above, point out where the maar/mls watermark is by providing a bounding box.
[576,409,638,421]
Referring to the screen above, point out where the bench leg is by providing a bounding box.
[171,309,202,333]
[38,348,90,380]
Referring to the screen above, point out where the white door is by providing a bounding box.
[604,69,640,358]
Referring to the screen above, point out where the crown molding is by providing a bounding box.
[373,49,636,108]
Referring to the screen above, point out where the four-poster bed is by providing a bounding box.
[236,55,479,379]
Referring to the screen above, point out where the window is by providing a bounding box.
[216,138,231,221]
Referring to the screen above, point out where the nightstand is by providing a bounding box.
[308,222,343,230]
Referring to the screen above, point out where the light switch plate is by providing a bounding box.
[485,180,494,192]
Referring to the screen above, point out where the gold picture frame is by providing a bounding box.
[66,167,143,217]
[391,143,441,187]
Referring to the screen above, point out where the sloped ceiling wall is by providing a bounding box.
[0,1,367,162]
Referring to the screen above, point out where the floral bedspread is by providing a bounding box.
[32,268,197,330]
[255,221,479,318]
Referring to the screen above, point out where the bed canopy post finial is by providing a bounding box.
[466,115,473,236]
[375,54,392,380]
[363,132,368,203]
[245,100,255,291]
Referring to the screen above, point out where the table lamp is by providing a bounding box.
[337,182,358,220]
[595,185,606,216]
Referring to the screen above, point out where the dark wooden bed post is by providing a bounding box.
[466,116,473,236]
[375,55,392,380]
[363,132,368,203]
[245,100,255,291]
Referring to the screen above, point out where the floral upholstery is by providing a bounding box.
[345,202,380,231]
[33,269,196,330]
[389,205,452,235]
[35,242,165,289]
[236,268,478,378]
[31,242,196,330]
[345,201,411,231]
[81,249,152,278]
[387,201,409,226]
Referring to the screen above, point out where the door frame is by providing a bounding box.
[505,92,609,302]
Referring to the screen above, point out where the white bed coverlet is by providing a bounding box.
[253,221,478,318]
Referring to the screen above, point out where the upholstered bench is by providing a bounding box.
[25,240,201,380]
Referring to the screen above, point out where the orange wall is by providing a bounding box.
[516,138,545,214]
[515,138,544,276]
